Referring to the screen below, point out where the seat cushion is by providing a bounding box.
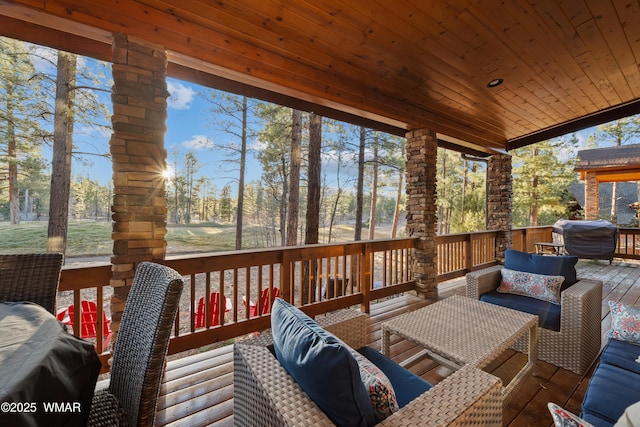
[581,363,640,425]
[580,413,614,427]
[357,346,432,408]
[504,249,578,290]
[599,338,640,375]
[271,298,376,427]
[480,291,561,331]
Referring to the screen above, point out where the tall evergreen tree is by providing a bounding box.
[286,109,302,246]
[255,103,292,246]
[305,113,322,245]
[202,90,256,248]
[47,51,76,253]
[0,38,48,224]
[354,126,366,241]
[512,136,580,227]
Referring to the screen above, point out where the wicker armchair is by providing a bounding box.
[234,309,503,426]
[466,265,603,375]
[88,262,184,427]
[0,253,63,315]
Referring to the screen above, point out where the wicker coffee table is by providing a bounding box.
[382,295,538,397]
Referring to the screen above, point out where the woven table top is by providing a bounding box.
[382,295,537,369]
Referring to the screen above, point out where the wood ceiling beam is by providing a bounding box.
[507,99,640,150]
[0,14,112,60]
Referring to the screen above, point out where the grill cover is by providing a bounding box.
[552,219,618,261]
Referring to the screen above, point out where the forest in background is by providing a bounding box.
[2,37,640,257]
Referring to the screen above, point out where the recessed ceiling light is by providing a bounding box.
[487,78,504,88]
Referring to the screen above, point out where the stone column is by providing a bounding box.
[109,33,170,335]
[487,153,512,262]
[584,172,599,220]
[405,129,438,299]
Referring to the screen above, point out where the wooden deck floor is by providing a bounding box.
[155,259,640,426]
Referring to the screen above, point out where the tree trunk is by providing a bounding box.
[328,187,343,243]
[461,158,468,225]
[355,127,365,241]
[304,113,322,304]
[305,113,322,245]
[368,132,379,240]
[236,96,248,249]
[530,175,539,226]
[611,182,618,224]
[611,132,622,224]
[47,51,77,255]
[279,155,288,246]
[8,124,19,225]
[5,78,19,225]
[286,109,302,246]
[391,171,403,238]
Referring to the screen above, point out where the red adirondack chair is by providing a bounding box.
[195,292,232,328]
[57,300,113,347]
[246,287,280,317]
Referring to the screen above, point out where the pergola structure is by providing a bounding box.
[2,1,640,325]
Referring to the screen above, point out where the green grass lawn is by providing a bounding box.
[0,221,113,256]
[0,221,243,256]
[0,220,397,257]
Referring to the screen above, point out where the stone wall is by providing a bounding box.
[109,33,170,334]
[405,129,438,298]
[487,153,513,262]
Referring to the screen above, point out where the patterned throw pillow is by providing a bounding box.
[498,268,564,304]
[608,301,640,344]
[350,348,399,422]
[547,402,594,427]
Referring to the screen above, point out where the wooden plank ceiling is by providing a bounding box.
[1,0,640,154]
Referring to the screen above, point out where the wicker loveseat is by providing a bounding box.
[234,303,503,426]
[466,250,603,375]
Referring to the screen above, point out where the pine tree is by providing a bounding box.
[0,38,48,224]
[511,136,580,227]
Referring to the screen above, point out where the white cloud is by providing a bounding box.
[182,135,215,150]
[167,81,196,110]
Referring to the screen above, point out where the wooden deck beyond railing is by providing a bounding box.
[58,225,640,372]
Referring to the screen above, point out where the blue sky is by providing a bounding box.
[38,53,637,194]
[70,75,265,190]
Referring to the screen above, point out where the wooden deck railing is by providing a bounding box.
[616,227,640,259]
[58,238,417,365]
[57,224,639,370]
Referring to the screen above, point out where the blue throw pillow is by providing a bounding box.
[271,298,376,427]
[504,249,578,290]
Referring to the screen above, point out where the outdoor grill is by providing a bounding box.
[552,219,619,263]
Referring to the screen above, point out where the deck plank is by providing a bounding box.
[155,259,640,426]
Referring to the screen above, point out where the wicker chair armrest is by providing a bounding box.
[238,308,367,350]
[559,279,603,333]
[234,343,333,427]
[466,265,503,299]
[316,309,368,349]
[88,389,129,427]
[379,365,503,426]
